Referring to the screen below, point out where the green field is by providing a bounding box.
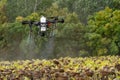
[0,56,120,80]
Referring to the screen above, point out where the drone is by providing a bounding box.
[22,16,64,37]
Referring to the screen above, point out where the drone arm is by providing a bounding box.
[47,19,64,24]
[22,21,30,25]
[57,19,64,23]
[22,21,34,32]
[33,21,40,26]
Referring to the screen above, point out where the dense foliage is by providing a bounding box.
[86,7,120,56]
[57,0,115,24]
[0,0,120,58]
[0,1,120,80]
[0,0,7,24]
[0,56,120,80]
[5,0,55,22]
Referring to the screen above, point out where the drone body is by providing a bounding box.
[22,16,64,37]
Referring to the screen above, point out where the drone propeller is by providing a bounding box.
[22,21,29,25]
[47,16,58,20]
[58,18,64,23]
[22,21,35,25]
[47,16,57,18]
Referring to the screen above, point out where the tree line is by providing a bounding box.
[0,0,120,60]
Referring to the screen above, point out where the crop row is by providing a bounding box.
[0,56,120,80]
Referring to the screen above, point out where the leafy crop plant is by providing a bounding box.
[0,56,120,80]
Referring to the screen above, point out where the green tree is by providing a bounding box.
[57,0,115,24]
[0,0,7,24]
[55,23,86,57]
[112,0,120,9]
[43,3,86,57]
[44,3,80,23]
[5,0,55,22]
[0,22,27,48]
[85,7,120,56]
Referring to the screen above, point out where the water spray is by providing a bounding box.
[21,16,64,59]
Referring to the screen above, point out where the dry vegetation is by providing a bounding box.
[0,56,120,80]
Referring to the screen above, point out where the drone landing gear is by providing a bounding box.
[38,30,55,38]
[40,32,45,37]
[38,31,48,37]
